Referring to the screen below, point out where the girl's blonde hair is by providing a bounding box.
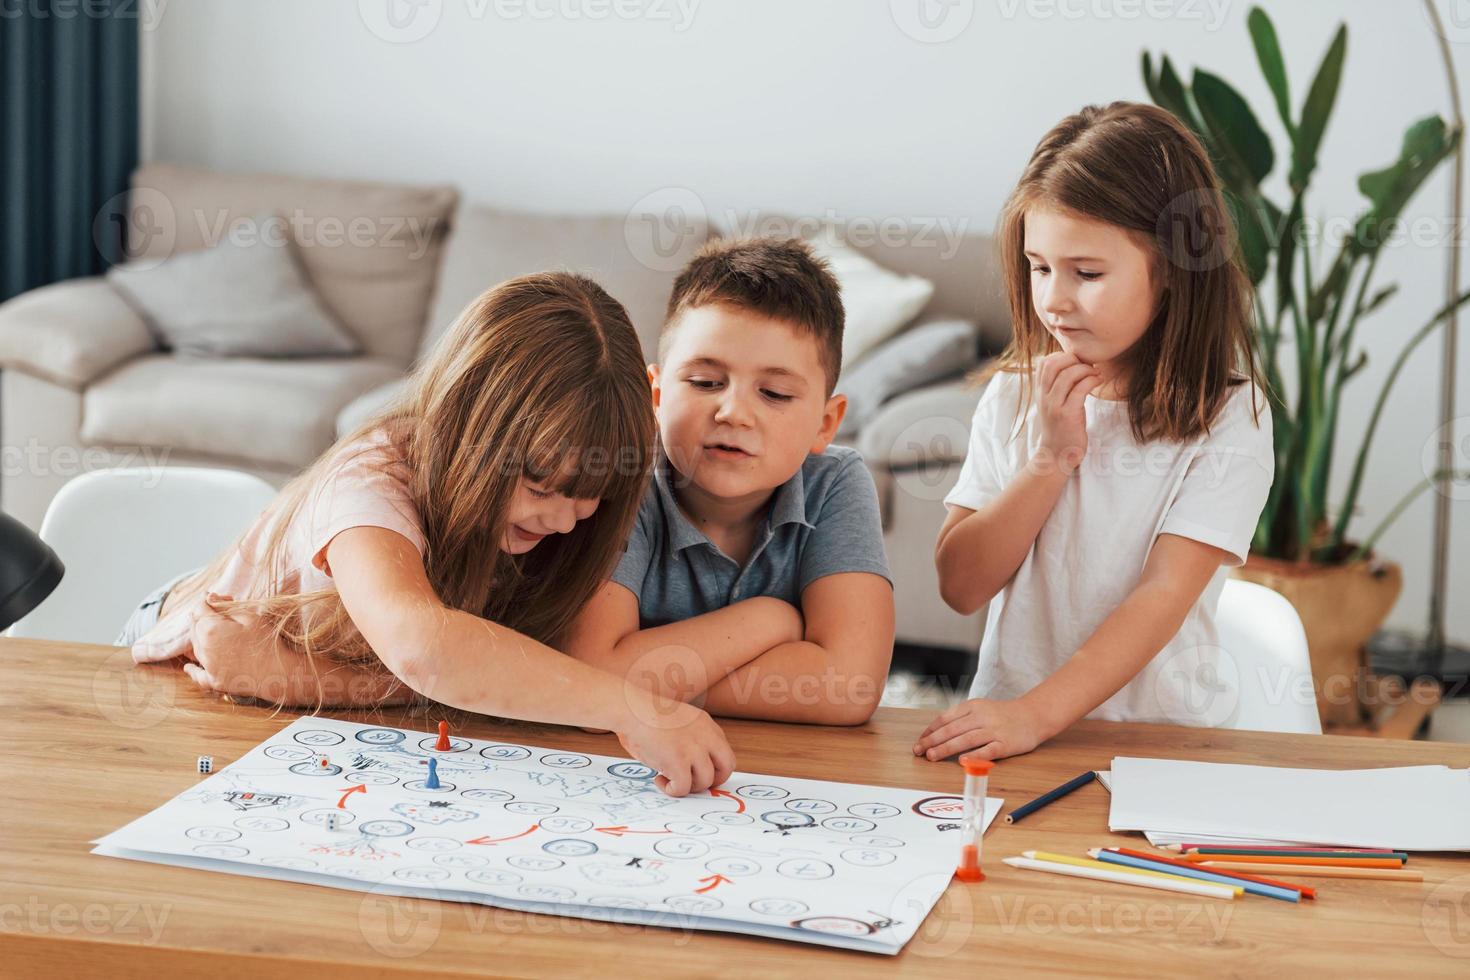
[200,272,656,703]
[990,101,1261,442]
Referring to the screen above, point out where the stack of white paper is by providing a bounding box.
[1108,757,1470,852]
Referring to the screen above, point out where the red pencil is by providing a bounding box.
[1165,843,1397,854]
[1113,848,1316,900]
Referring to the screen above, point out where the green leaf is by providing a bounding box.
[1275,196,1303,314]
[1359,283,1399,318]
[1247,6,1294,138]
[1291,24,1346,194]
[1307,252,1350,323]
[1193,69,1275,188]
[1158,55,1205,137]
[1351,116,1460,256]
[1224,189,1269,284]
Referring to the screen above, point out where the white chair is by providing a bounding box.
[1216,577,1322,735]
[7,467,277,644]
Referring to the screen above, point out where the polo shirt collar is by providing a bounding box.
[653,451,814,554]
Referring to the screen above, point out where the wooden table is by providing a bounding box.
[3,637,1469,977]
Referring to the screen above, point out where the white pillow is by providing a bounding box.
[807,237,935,370]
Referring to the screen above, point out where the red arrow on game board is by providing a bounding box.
[710,788,744,813]
[695,874,731,894]
[466,825,539,845]
[594,826,673,837]
[337,784,367,809]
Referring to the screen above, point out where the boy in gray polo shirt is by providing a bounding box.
[565,237,895,726]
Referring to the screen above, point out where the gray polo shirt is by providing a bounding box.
[611,444,892,627]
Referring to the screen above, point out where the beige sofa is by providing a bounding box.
[0,165,1009,651]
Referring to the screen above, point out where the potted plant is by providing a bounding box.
[1142,7,1470,726]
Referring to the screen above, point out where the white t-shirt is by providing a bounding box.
[944,369,1274,725]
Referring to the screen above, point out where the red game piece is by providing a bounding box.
[435,720,450,751]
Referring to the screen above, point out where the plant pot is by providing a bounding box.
[1231,555,1403,728]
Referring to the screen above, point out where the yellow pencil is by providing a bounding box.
[1023,851,1245,896]
[1197,861,1423,881]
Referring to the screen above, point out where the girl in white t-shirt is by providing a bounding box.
[915,102,1274,762]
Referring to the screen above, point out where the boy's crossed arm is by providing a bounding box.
[564,572,893,726]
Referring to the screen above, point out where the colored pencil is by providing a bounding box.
[1183,852,1403,869]
[1197,861,1423,881]
[1004,771,1097,824]
[1185,847,1408,862]
[1093,848,1309,902]
[1021,851,1244,896]
[1165,843,1400,854]
[1003,857,1238,899]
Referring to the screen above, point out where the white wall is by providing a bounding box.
[143,0,1470,645]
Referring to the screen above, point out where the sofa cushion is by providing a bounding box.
[421,203,709,362]
[836,318,980,438]
[107,224,361,358]
[807,237,934,369]
[336,377,411,437]
[126,164,458,367]
[0,276,157,389]
[857,373,988,470]
[82,354,405,469]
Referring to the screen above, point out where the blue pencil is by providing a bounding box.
[1090,849,1302,903]
[1003,770,1097,824]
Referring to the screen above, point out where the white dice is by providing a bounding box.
[323,812,341,832]
[197,755,214,774]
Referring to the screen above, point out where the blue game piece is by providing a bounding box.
[425,757,440,789]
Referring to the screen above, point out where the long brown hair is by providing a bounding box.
[990,101,1261,442]
[201,272,655,693]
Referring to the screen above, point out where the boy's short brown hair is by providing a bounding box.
[661,237,845,395]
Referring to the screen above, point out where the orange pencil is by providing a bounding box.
[1184,852,1402,869]
[1198,861,1423,881]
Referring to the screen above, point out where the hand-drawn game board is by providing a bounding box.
[93,716,1001,954]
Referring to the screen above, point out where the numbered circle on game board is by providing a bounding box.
[587,896,646,909]
[784,798,836,815]
[508,854,564,872]
[841,848,898,867]
[234,816,290,833]
[820,816,876,834]
[479,744,531,762]
[301,809,356,828]
[734,784,788,801]
[538,815,593,834]
[290,760,343,777]
[750,897,809,917]
[847,802,901,819]
[851,834,905,848]
[334,867,386,881]
[406,836,461,852]
[461,788,515,803]
[193,844,250,859]
[654,837,710,860]
[393,866,451,884]
[467,868,522,887]
[293,729,345,747]
[706,856,761,878]
[664,895,722,914]
[701,811,753,827]
[418,735,471,753]
[354,728,405,746]
[359,819,414,837]
[404,776,455,793]
[542,838,598,858]
[760,810,815,829]
[264,746,312,762]
[606,762,656,780]
[505,801,558,816]
[912,795,966,820]
[433,853,488,870]
[538,753,590,769]
[777,858,835,880]
[186,826,241,843]
[346,771,399,786]
[793,915,876,937]
[518,884,575,902]
[664,820,718,837]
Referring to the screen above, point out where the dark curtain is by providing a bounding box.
[1,1,138,303]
